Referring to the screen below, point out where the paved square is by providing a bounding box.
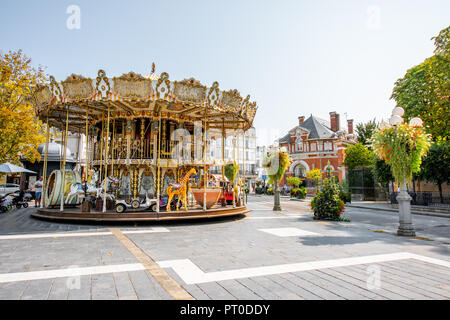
[259,227,320,237]
[0,195,449,300]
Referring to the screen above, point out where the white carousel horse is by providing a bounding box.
[65,182,85,204]
[84,172,117,200]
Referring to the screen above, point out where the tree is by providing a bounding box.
[420,142,450,203]
[306,168,322,193]
[373,158,394,192]
[286,176,302,188]
[344,143,374,170]
[391,26,450,141]
[0,50,46,164]
[356,119,377,148]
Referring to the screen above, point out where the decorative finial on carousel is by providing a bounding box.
[145,63,160,80]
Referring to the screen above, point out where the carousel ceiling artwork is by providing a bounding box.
[32,64,258,132]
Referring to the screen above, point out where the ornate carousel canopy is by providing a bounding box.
[32,66,258,132]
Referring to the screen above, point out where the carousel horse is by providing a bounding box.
[97,176,119,200]
[65,182,85,204]
[166,168,197,212]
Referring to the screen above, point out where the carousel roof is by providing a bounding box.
[31,67,258,132]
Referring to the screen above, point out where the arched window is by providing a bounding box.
[294,164,306,177]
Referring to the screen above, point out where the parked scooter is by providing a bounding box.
[0,193,14,213]
[11,190,32,209]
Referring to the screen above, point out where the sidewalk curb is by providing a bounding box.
[347,204,450,218]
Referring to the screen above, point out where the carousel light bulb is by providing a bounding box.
[409,117,423,127]
[389,115,402,126]
[391,106,405,117]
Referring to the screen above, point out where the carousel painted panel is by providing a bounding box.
[44,170,83,207]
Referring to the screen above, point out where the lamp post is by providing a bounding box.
[389,106,423,237]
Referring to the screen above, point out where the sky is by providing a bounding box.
[1,0,448,145]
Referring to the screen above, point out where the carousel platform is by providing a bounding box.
[32,205,249,222]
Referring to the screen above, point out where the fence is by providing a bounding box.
[390,192,450,208]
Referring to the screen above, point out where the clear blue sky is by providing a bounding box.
[1,0,448,145]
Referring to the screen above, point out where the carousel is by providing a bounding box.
[30,64,257,221]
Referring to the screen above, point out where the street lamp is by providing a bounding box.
[389,106,422,236]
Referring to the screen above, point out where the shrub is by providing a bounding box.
[296,187,307,199]
[266,187,274,195]
[255,187,264,194]
[311,177,348,221]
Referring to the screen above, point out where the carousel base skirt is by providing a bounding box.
[32,205,249,222]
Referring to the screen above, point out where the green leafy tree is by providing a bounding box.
[344,143,374,170]
[391,26,450,141]
[373,158,394,196]
[420,142,450,203]
[286,176,302,188]
[356,119,377,148]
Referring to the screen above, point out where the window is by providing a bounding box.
[294,164,306,177]
[310,143,316,152]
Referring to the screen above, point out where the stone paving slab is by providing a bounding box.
[0,196,449,300]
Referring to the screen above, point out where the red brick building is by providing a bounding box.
[278,112,357,186]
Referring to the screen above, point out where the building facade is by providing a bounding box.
[209,127,258,189]
[278,112,356,186]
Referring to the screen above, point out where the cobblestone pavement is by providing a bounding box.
[0,195,449,300]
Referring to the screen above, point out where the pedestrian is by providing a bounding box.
[34,176,43,208]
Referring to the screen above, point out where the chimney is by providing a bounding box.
[347,119,354,134]
[329,112,340,132]
[298,116,305,126]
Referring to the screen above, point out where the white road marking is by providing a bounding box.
[157,252,450,284]
[247,216,305,220]
[0,263,145,283]
[0,227,170,240]
[259,227,319,237]
[0,252,447,285]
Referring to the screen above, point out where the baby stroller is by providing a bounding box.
[11,190,30,209]
[0,193,13,213]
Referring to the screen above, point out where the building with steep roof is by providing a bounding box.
[278,112,357,187]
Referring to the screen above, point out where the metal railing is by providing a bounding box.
[390,191,450,207]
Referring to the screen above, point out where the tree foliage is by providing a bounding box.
[373,158,394,188]
[420,142,450,203]
[344,143,374,170]
[286,176,302,188]
[355,119,377,148]
[306,169,322,185]
[0,50,46,164]
[391,26,450,141]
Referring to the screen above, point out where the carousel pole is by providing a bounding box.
[237,128,240,206]
[156,113,161,213]
[102,107,110,213]
[203,119,207,211]
[41,114,50,208]
[243,129,246,205]
[232,129,236,208]
[60,106,69,212]
[221,119,226,207]
[111,118,115,177]
[221,119,225,180]
[85,106,89,181]
[99,116,104,182]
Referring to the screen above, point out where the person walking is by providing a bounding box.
[34,176,43,207]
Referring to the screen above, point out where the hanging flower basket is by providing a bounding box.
[262,149,291,184]
[224,162,239,182]
[372,123,431,184]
